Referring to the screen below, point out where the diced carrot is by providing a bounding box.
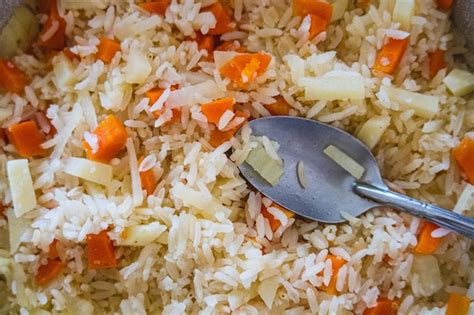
[293,0,333,23]
[208,110,249,147]
[205,3,235,35]
[170,109,181,124]
[261,203,295,232]
[209,129,236,147]
[319,254,346,294]
[373,38,409,75]
[264,96,291,116]
[0,128,7,144]
[139,0,171,15]
[356,0,371,8]
[446,292,470,315]
[0,203,5,217]
[36,259,64,285]
[215,41,247,52]
[37,0,67,50]
[38,0,53,14]
[308,14,328,40]
[48,239,59,260]
[96,37,121,64]
[201,97,235,124]
[429,49,447,79]
[436,0,453,11]
[414,221,442,254]
[63,48,79,61]
[363,298,399,315]
[34,111,56,137]
[87,230,117,269]
[453,136,474,184]
[138,156,157,196]
[6,120,47,157]
[219,53,272,88]
[146,88,166,108]
[196,33,215,56]
[0,59,28,94]
[83,115,128,163]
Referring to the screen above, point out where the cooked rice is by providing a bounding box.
[0,0,473,313]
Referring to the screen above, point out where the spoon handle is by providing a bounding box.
[353,182,474,239]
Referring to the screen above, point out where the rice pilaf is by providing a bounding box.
[0,0,473,314]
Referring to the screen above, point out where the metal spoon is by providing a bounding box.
[238,116,474,239]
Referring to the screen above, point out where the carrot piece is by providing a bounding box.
[373,38,409,75]
[0,59,28,94]
[363,298,399,315]
[446,292,470,315]
[36,259,64,285]
[0,203,5,218]
[293,0,333,23]
[37,0,67,50]
[436,0,453,11]
[87,230,117,269]
[215,41,247,52]
[319,254,346,294]
[356,0,371,8]
[169,109,182,124]
[48,239,59,260]
[209,129,236,147]
[429,49,447,79]
[201,97,235,124]
[34,111,56,137]
[205,3,235,35]
[7,120,47,157]
[138,156,157,196]
[96,37,121,64]
[63,48,79,61]
[208,111,248,147]
[38,0,53,14]
[264,96,291,116]
[219,53,272,88]
[139,0,171,15]
[308,14,328,40]
[453,136,474,184]
[146,88,166,108]
[414,221,442,254]
[83,115,128,163]
[261,203,295,232]
[196,34,215,55]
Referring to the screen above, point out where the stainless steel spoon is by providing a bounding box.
[238,116,474,239]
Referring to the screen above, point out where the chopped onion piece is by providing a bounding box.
[62,0,107,10]
[6,209,30,253]
[323,145,365,179]
[393,0,415,31]
[63,157,113,186]
[165,80,225,108]
[246,143,284,186]
[53,53,76,91]
[213,51,240,69]
[117,223,166,246]
[331,0,349,22]
[412,254,443,296]
[453,184,474,214]
[7,159,36,218]
[356,116,391,149]
[124,47,151,84]
[383,86,439,119]
[299,71,365,101]
[443,69,474,97]
[257,277,280,309]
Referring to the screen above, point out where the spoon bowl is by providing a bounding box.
[238,116,474,238]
